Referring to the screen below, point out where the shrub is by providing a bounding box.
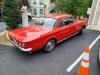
[2,0,22,30]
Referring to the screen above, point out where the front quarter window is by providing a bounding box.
[58,20,64,27]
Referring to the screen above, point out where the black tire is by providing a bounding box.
[78,28,83,35]
[97,55,100,66]
[43,39,56,52]
[97,55,99,63]
[97,49,100,64]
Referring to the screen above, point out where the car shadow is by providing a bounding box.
[14,47,43,56]
[57,34,80,47]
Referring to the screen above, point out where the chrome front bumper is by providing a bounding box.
[6,31,32,52]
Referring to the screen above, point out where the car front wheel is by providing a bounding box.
[43,39,56,52]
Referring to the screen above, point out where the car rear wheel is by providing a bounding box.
[43,39,56,52]
[78,28,83,35]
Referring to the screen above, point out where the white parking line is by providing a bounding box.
[89,35,100,49]
[66,52,85,72]
[66,34,100,72]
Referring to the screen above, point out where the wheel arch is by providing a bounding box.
[46,38,57,44]
[82,25,86,29]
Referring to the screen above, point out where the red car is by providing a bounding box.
[7,14,87,52]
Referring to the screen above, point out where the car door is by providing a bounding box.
[54,18,70,41]
[64,17,78,36]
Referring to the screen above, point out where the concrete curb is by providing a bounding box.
[0,30,13,46]
[0,30,7,35]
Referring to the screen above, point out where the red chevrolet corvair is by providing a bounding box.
[7,14,87,52]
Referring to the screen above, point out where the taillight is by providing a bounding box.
[19,42,22,46]
[22,43,25,48]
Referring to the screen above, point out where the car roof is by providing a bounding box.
[45,13,72,19]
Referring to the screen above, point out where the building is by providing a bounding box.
[50,0,56,13]
[88,0,100,31]
[28,0,56,17]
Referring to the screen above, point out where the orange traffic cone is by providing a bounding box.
[77,48,90,75]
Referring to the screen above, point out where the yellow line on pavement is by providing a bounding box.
[6,31,10,41]
[0,33,1,36]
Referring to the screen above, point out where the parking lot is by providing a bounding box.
[90,38,100,75]
[0,29,100,75]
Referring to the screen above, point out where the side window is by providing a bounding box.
[58,20,64,27]
[63,17,74,25]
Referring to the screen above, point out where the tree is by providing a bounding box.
[56,0,92,17]
[20,0,30,9]
[56,0,66,13]
[76,0,91,17]
[2,0,22,29]
[56,0,80,16]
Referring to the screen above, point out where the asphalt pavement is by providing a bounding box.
[0,29,100,75]
[90,39,100,75]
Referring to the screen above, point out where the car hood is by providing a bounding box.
[9,25,52,42]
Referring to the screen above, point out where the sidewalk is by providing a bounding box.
[0,30,13,46]
[0,22,13,46]
[0,22,6,32]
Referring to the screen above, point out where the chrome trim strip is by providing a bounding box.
[57,32,79,43]
[10,39,32,52]
[6,31,32,52]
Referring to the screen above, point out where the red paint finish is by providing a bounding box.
[9,14,87,52]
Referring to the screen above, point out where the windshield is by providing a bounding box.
[33,17,56,28]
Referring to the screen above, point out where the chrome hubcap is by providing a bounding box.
[46,41,54,51]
